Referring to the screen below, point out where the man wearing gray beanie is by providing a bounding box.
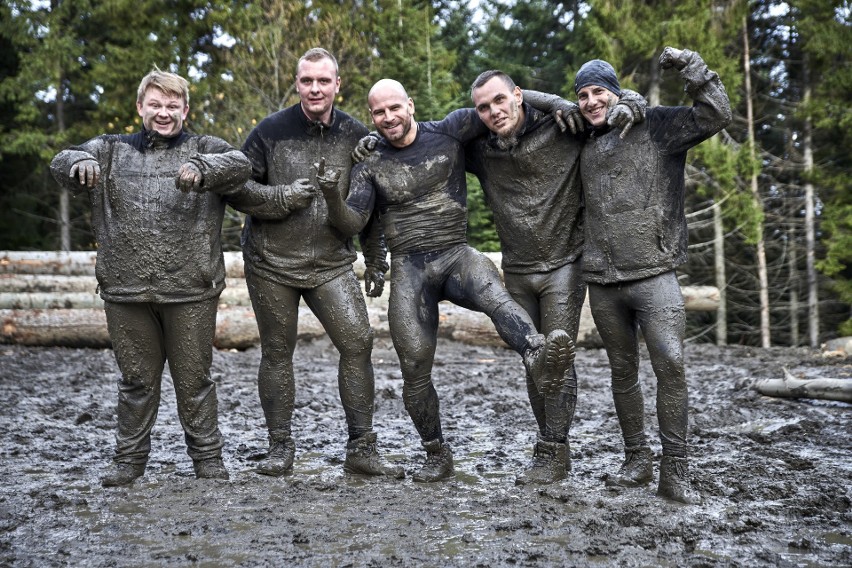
[576,47,731,504]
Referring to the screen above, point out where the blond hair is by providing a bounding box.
[137,66,190,105]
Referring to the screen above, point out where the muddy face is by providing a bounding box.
[136,87,188,138]
[472,76,524,140]
[577,85,616,128]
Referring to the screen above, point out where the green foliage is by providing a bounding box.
[476,0,581,94]
[465,174,500,252]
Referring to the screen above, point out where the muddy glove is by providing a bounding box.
[659,46,691,71]
[313,157,342,197]
[554,103,584,135]
[274,179,315,212]
[351,134,378,164]
[606,101,637,139]
[69,159,101,188]
[175,162,204,192]
[364,265,385,297]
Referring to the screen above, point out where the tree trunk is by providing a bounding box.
[802,59,820,348]
[789,234,800,347]
[743,16,771,347]
[648,54,660,107]
[713,200,727,346]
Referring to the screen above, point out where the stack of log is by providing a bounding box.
[0,251,720,350]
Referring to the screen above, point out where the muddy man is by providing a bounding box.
[575,48,731,503]
[50,68,252,486]
[468,70,646,485]
[319,78,575,482]
[229,48,402,479]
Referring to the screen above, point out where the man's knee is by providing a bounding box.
[338,325,374,358]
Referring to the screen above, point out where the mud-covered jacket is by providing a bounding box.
[344,109,487,256]
[580,51,731,285]
[50,129,251,303]
[466,103,584,274]
[234,104,385,288]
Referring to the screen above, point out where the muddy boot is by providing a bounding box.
[515,439,569,486]
[194,457,229,480]
[412,439,454,483]
[605,445,654,488]
[255,435,296,477]
[523,330,575,395]
[344,432,405,479]
[101,462,145,487]
[657,456,702,504]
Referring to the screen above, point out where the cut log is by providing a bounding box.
[0,251,248,278]
[0,251,718,350]
[680,285,721,312]
[753,368,852,403]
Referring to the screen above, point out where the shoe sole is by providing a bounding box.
[541,330,575,394]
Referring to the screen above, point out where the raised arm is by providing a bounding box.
[318,160,375,238]
[660,47,732,130]
[653,47,732,153]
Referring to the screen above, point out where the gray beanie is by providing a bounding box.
[574,59,621,96]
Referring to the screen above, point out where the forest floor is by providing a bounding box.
[0,337,850,567]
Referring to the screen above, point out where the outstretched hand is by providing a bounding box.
[70,159,101,188]
[176,162,203,192]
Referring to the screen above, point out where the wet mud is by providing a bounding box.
[1,338,849,567]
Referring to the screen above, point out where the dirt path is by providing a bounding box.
[1,338,849,567]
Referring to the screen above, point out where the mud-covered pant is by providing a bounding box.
[389,244,538,443]
[588,270,688,457]
[505,260,586,443]
[246,269,375,442]
[104,298,224,465]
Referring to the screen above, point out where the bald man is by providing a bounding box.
[318,79,575,482]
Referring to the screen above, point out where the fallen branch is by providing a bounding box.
[753,368,852,403]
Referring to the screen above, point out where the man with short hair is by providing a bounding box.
[50,68,252,486]
[574,48,731,503]
[467,70,645,485]
[231,48,401,479]
[319,78,575,483]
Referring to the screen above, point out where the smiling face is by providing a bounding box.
[577,84,617,127]
[136,87,188,138]
[296,57,340,124]
[472,76,524,138]
[368,81,416,148]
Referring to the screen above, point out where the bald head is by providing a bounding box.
[368,79,409,108]
[367,79,416,148]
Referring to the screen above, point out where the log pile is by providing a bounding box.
[1,251,720,350]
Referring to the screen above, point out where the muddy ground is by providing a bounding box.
[0,337,849,567]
